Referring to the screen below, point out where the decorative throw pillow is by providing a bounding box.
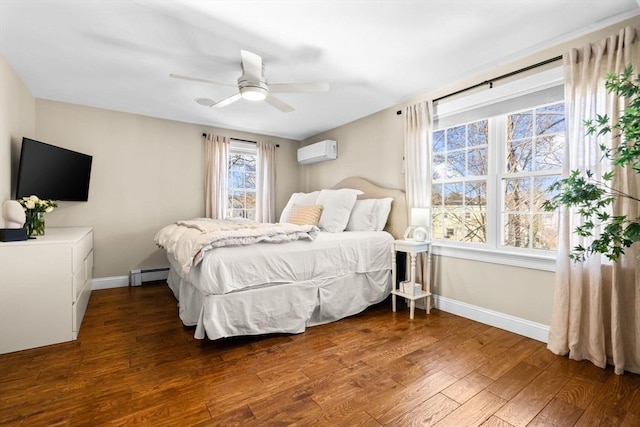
[315,188,363,232]
[286,204,323,226]
[279,191,320,223]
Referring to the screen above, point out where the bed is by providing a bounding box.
[156,176,407,340]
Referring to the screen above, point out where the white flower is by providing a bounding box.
[18,195,57,214]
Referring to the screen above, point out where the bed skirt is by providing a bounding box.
[167,266,391,340]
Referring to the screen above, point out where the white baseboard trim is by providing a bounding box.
[433,295,549,343]
[92,276,129,290]
[92,267,170,290]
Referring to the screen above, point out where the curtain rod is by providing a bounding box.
[202,133,279,147]
[396,55,563,115]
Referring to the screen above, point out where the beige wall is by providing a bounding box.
[33,100,299,278]
[433,257,555,325]
[0,55,36,227]
[299,107,404,192]
[299,16,640,327]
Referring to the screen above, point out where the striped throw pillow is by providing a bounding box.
[287,204,323,226]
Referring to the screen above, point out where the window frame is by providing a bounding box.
[497,105,564,253]
[431,119,490,245]
[226,140,257,220]
[429,67,564,271]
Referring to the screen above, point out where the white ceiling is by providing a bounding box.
[1,1,638,141]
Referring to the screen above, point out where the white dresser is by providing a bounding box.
[0,227,93,354]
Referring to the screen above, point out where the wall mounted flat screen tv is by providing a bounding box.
[15,138,93,201]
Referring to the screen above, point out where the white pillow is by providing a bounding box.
[279,191,320,223]
[346,199,378,231]
[374,197,393,231]
[346,197,394,231]
[316,188,363,232]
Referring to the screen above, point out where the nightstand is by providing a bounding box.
[391,239,432,319]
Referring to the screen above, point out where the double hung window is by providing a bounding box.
[432,120,488,243]
[501,103,564,250]
[430,69,565,262]
[227,140,257,220]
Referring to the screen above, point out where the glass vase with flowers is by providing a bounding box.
[17,195,57,237]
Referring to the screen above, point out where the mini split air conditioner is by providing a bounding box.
[297,140,337,165]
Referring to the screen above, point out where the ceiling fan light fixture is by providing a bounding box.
[240,85,268,101]
[173,50,324,112]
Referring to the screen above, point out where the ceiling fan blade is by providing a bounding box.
[170,73,235,87]
[240,50,263,82]
[269,82,330,93]
[264,94,294,113]
[211,93,242,108]
[195,97,216,107]
[194,93,241,109]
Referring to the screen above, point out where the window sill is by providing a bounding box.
[430,243,556,272]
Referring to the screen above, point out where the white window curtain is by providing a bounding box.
[405,101,433,211]
[547,26,640,375]
[404,100,434,284]
[256,141,276,223]
[204,133,230,219]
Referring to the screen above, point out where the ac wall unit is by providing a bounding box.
[297,140,337,165]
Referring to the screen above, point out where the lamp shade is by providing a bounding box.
[410,207,430,227]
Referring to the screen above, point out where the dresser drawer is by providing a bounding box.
[73,278,92,337]
[73,230,93,274]
[87,250,93,281]
[73,250,93,302]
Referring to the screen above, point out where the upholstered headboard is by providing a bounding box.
[332,176,407,240]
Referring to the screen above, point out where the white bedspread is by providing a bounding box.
[187,231,394,295]
[154,218,319,275]
[165,230,394,339]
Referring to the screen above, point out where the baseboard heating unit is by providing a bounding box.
[129,268,170,286]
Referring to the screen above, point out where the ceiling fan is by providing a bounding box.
[170,50,329,113]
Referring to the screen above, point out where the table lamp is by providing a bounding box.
[403,207,430,241]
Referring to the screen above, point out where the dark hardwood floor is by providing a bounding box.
[1,283,638,426]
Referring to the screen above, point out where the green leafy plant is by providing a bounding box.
[544,65,640,261]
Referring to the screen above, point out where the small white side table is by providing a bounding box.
[391,239,432,319]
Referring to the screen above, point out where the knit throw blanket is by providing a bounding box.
[154,218,319,274]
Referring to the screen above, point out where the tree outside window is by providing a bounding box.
[502,102,564,249]
[432,120,488,243]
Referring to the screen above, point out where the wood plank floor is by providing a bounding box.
[1,283,639,426]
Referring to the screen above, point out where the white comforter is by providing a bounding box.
[187,231,394,295]
[154,218,319,274]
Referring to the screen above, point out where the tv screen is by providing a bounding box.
[15,138,93,201]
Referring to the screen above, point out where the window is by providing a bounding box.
[227,141,256,220]
[431,101,564,253]
[432,120,488,243]
[502,103,564,250]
